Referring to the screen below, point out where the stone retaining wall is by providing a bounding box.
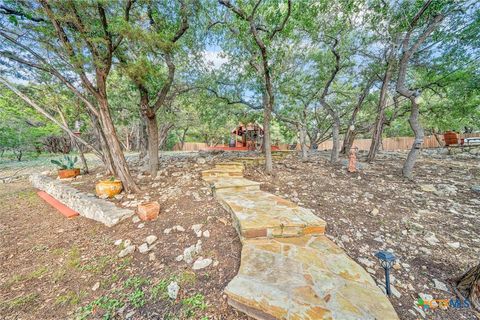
[30,174,133,227]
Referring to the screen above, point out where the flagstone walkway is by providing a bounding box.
[202,162,399,320]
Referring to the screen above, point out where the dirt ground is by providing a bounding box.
[0,156,249,320]
[0,149,479,320]
[244,149,479,320]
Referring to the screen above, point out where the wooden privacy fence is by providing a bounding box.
[174,133,480,152]
[316,133,480,151]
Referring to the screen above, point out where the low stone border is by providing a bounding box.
[30,174,133,227]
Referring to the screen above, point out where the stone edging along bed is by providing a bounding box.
[30,174,133,227]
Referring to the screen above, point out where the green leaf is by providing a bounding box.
[8,16,18,26]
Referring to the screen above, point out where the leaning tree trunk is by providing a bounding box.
[87,109,115,174]
[98,98,140,193]
[342,130,356,155]
[368,63,393,162]
[455,262,480,311]
[402,99,424,178]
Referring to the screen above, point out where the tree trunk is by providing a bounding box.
[159,123,173,151]
[56,106,89,174]
[330,118,340,163]
[298,123,308,160]
[146,114,159,178]
[455,262,480,311]
[263,108,273,174]
[402,99,424,178]
[91,113,115,175]
[368,63,393,162]
[98,98,140,193]
[342,129,356,155]
[138,113,148,160]
[326,107,341,163]
[124,127,130,151]
[262,93,273,173]
[432,128,444,147]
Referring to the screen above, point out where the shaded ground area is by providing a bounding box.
[0,158,249,319]
[244,150,479,320]
[1,149,478,320]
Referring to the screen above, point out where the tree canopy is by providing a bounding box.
[0,0,478,182]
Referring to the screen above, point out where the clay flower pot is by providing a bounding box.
[95,180,123,198]
[58,168,80,179]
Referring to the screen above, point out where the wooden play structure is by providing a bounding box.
[207,123,280,151]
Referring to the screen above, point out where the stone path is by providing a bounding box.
[202,162,399,320]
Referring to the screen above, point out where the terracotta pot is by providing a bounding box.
[58,168,80,179]
[95,180,123,198]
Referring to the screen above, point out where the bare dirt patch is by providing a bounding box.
[0,157,249,320]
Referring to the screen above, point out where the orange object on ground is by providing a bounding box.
[37,190,79,218]
[348,147,357,173]
[137,201,160,221]
[443,131,459,146]
[95,180,123,198]
[58,168,80,179]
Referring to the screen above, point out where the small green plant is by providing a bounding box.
[128,288,146,308]
[108,176,116,182]
[51,155,78,169]
[181,293,207,318]
[150,279,170,300]
[55,290,86,306]
[77,296,124,320]
[124,276,149,289]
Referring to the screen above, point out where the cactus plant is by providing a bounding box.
[51,155,79,169]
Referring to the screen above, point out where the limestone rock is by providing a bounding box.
[167,281,180,299]
[192,257,212,270]
[92,281,100,291]
[424,232,439,246]
[420,184,437,192]
[447,242,460,249]
[433,279,449,292]
[138,243,150,254]
[29,174,134,227]
[119,245,135,258]
[145,235,158,245]
[191,224,203,237]
[132,216,141,223]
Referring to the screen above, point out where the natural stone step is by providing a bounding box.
[215,162,244,170]
[225,235,399,320]
[205,177,261,194]
[217,190,325,239]
[201,162,398,319]
[201,168,243,178]
[235,157,266,165]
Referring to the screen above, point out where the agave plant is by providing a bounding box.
[51,155,78,169]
